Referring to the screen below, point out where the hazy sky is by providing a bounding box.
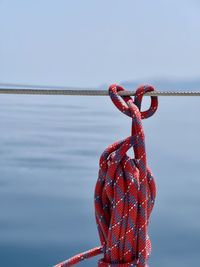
[0,0,200,87]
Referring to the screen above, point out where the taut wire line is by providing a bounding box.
[0,86,200,96]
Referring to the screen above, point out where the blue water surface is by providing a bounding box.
[0,93,200,267]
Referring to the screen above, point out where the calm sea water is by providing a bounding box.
[0,93,200,267]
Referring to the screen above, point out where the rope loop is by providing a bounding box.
[108,84,158,119]
[134,85,158,119]
[108,84,134,117]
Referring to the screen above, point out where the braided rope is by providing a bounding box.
[54,84,158,267]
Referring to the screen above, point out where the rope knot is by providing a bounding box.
[108,84,158,119]
[95,84,158,267]
[53,84,158,267]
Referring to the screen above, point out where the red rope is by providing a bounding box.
[54,84,158,267]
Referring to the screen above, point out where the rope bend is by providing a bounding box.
[54,84,158,267]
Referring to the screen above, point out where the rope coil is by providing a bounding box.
[54,84,158,267]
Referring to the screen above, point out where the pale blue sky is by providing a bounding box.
[0,0,200,87]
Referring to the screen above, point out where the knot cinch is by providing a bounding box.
[54,84,158,267]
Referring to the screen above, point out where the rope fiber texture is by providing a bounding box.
[54,84,158,267]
